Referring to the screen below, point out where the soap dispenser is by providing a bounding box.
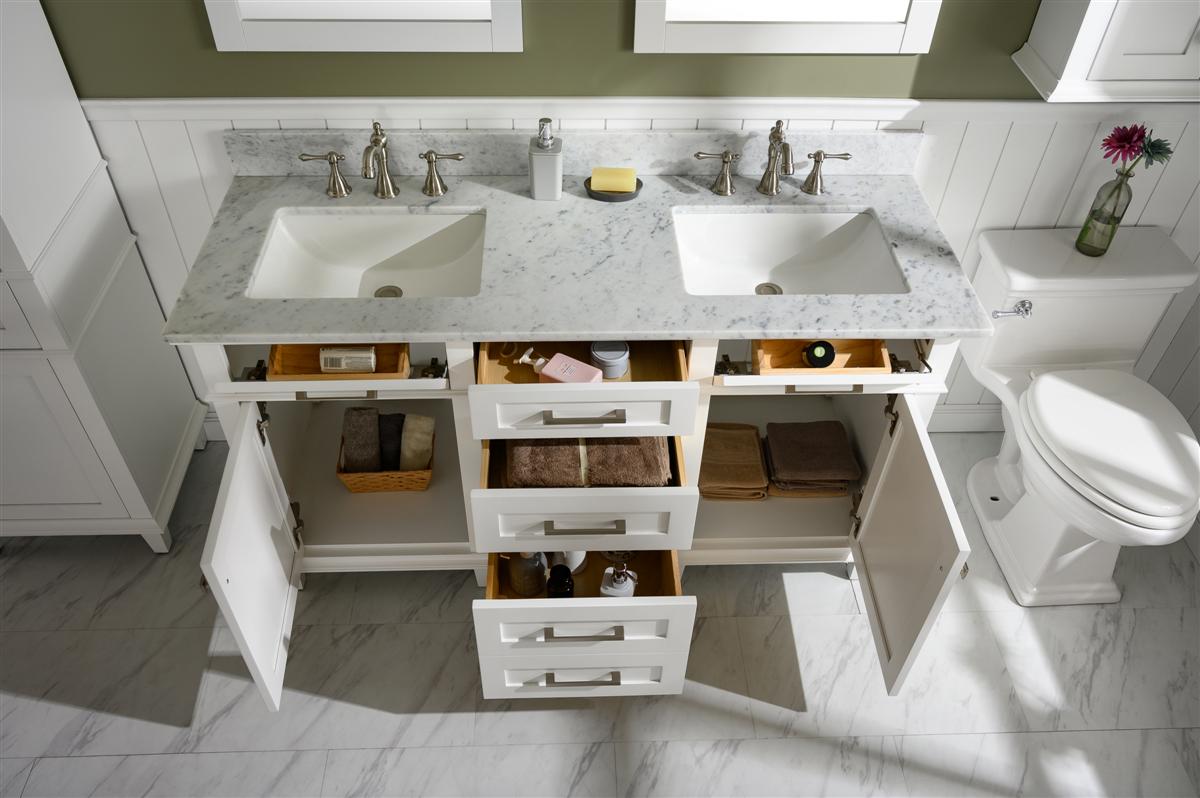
[529,118,563,201]
[600,562,637,598]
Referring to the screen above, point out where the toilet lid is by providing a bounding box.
[1025,369,1200,519]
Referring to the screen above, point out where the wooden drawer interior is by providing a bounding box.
[267,343,411,381]
[752,339,890,375]
[485,550,683,600]
[480,436,687,490]
[477,340,687,385]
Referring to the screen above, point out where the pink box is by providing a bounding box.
[539,353,603,383]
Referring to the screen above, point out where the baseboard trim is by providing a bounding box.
[0,516,162,537]
[929,404,1004,433]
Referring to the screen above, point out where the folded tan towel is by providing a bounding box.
[765,421,861,484]
[399,413,435,471]
[506,437,671,488]
[699,423,768,501]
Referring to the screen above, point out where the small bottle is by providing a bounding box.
[506,552,547,597]
[600,562,637,597]
[539,352,602,384]
[529,118,563,201]
[546,564,575,598]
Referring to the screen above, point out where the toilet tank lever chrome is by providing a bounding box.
[992,299,1033,320]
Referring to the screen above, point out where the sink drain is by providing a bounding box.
[754,282,783,295]
[373,285,403,298]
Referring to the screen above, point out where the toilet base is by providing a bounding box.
[967,457,1122,607]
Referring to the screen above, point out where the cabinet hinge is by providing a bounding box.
[849,492,863,539]
[884,394,899,437]
[960,562,970,580]
[256,401,271,445]
[289,501,304,548]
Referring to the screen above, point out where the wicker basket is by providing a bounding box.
[336,436,434,493]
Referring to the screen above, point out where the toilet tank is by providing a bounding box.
[968,228,1198,369]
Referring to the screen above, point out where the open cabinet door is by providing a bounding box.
[852,394,969,696]
[200,402,301,711]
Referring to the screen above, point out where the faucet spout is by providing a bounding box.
[757,120,787,197]
[362,122,397,199]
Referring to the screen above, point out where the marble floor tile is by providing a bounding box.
[322,743,615,797]
[683,564,859,618]
[295,573,357,626]
[896,729,1200,797]
[349,570,479,624]
[188,622,479,752]
[0,759,33,798]
[19,750,328,798]
[1113,540,1199,609]
[474,696,618,746]
[929,432,1003,507]
[0,628,211,757]
[987,606,1199,731]
[164,442,227,528]
[0,537,121,631]
[1183,727,1200,795]
[739,610,1029,739]
[615,736,907,797]
[610,617,756,742]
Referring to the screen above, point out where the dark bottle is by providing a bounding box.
[546,563,575,598]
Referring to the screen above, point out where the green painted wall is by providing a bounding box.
[41,0,1041,99]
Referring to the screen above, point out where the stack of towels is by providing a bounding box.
[341,407,435,472]
[764,421,861,497]
[506,437,671,488]
[698,423,768,500]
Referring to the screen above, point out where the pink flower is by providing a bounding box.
[1101,124,1147,164]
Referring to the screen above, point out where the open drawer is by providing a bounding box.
[468,340,698,439]
[471,438,699,552]
[713,339,949,394]
[474,550,694,656]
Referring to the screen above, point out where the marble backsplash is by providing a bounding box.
[224,127,922,178]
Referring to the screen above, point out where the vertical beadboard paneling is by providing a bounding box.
[1137,121,1200,229]
[185,120,235,215]
[1016,122,1100,226]
[935,121,1012,258]
[1150,297,1200,397]
[88,120,189,315]
[138,121,214,266]
[913,120,967,214]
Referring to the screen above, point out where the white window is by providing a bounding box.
[634,0,943,54]
[204,0,523,52]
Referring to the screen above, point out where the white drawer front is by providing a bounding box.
[208,377,449,402]
[471,486,698,552]
[478,650,689,699]
[473,596,696,658]
[468,382,698,439]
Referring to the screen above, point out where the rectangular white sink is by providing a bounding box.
[672,209,909,296]
[246,208,485,299]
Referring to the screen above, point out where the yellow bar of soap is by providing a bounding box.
[590,166,637,193]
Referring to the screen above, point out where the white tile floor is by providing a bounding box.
[1,434,1197,797]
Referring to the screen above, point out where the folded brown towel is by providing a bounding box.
[699,423,768,501]
[378,412,405,471]
[342,407,381,473]
[765,421,861,484]
[768,482,849,498]
[506,437,671,488]
[587,437,672,488]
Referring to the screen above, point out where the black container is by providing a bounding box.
[804,340,836,368]
[546,564,575,598]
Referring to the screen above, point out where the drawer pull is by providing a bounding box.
[545,670,622,687]
[543,519,628,536]
[543,625,626,643]
[296,389,378,400]
[541,408,627,426]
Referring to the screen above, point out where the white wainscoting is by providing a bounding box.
[81,98,1200,442]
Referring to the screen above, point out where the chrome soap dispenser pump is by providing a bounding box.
[529,117,563,200]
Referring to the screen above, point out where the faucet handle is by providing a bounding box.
[808,150,852,161]
[694,150,740,197]
[800,151,853,196]
[420,151,465,197]
[298,151,351,198]
[420,151,465,163]
[695,150,740,162]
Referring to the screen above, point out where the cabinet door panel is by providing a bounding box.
[0,282,39,349]
[1089,1,1200,81]
[852,393,969,696]
[201,401,300,711]
[0,357,125,519]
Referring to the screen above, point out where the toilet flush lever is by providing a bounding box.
[992,299,1033,320]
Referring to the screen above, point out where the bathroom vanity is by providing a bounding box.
[166,162,992,709]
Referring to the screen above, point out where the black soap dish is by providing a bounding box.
[584,178,643,203]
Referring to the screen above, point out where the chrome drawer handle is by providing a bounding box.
[545,670,621,687]
[543,519,627,536]
[541,408,627,425]
[296,389,377,400]
[543,625,625,643]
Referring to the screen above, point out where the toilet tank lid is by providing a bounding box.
[978,229,1198,293]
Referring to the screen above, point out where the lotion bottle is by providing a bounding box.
[600,562,637,597]
[529,118,563,201]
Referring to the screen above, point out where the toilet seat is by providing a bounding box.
[1020,369,1200,526]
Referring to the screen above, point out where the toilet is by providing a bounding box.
[961,228,1200,606]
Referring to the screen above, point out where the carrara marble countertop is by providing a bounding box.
[163,173,992,344]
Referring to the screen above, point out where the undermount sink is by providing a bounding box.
[246,208,485,299]
[672,209,909,296]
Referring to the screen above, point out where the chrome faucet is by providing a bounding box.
[694,149,740,196]
[419,150,465,197]
[801,150,853,195]
[756,120,794,197]
[362,122,397,199]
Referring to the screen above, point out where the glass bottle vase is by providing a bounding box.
[1075,169,1133,257]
